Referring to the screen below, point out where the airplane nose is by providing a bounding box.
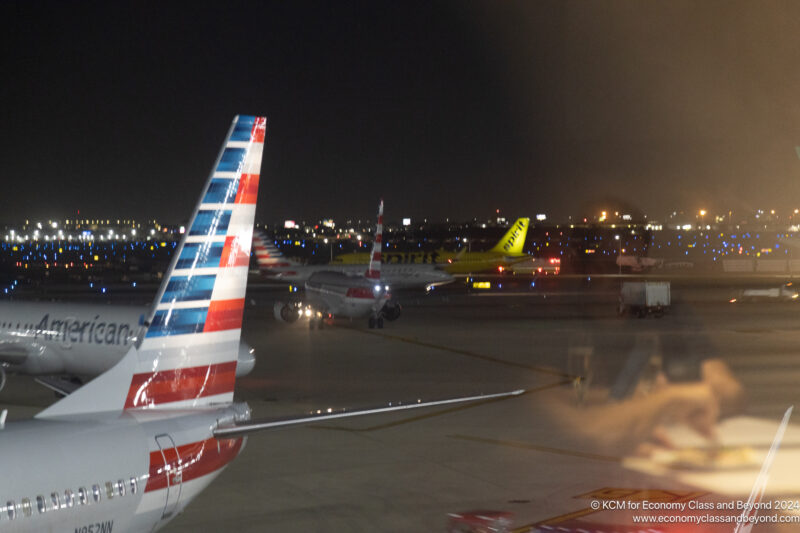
[236,342,256,377]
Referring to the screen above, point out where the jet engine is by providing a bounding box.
[381,301,402,321]
[273,301,301,323]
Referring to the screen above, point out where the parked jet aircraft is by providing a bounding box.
[253,232,454,290]
[272,200,399,328]
[331,217,531,274]
[0,301,256,392]
[0,115,523,532]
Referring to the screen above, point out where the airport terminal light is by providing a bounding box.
[402,218,411,226]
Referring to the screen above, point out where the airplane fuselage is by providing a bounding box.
[262,262,453,289]
[0,405,247,532]
[331,250,529,274]
[0,302,255,378]
[304,271,390,318]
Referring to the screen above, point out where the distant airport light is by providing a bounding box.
[402,218,411,226]
[536,214,546,221]
[179,226,185,234]
[622,214,632,221]
[284,220,296,229]
[699,209,707,216]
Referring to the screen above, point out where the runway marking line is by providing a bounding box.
[308,381,568,433]
[355,330,576,379]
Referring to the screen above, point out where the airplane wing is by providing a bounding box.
[214,389,526,438]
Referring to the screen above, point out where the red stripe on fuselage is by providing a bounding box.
[124,361,237,409]
[204,299,245,332]
[220,236,251,268]
[346,287,375,299]
[145,436,244,493]
[234,173,259,204]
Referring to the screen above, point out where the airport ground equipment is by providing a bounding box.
[739,282,798,301]
[618,281,670,318]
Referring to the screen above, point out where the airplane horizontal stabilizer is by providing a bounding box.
[213,389,526,438]
[34,376,82,396]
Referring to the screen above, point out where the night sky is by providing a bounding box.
[2,1,800,224]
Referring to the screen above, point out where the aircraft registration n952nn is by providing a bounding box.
[0,116,525,532]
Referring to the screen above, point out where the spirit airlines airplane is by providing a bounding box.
[0,301,256,393]
[0,116,523,532]
[331,217,531,274]
[273,200,400,329]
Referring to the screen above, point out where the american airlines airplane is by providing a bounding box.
[0,301,256,393]
[0,115,522,532]
[272,200,399,328]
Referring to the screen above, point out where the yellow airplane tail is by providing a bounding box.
[489,217,529,256]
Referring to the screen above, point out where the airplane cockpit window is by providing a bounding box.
[129,477,138,495]
[77,487,87,505]
[50,492,60,510]
[21,498,31,517]
[6,501,15,520]
[64,489,74,508]
[35,495,45,514]
[91,484,101,503]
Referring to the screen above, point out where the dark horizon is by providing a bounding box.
[3,1,800,225]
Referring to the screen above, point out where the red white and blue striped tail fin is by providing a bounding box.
[37,115,266,418]
[252,231,299,274]
[365,199,383,280]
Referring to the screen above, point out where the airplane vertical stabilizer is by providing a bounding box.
[37,115,266,418]
[365,199,383,280]
[252,231,299,273]
[489,217,529,256]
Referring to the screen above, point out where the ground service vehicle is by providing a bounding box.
[618,281,670,318]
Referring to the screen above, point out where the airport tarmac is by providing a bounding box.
[2,281,800,531]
